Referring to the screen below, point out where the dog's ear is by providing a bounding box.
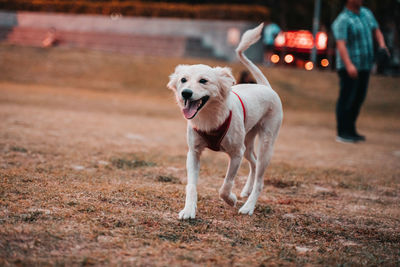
[167,64,188,91]
[214,67,236,96]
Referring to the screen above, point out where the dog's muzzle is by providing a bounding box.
[182,95,210,120]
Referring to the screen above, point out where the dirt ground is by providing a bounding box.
[0,45,399,266]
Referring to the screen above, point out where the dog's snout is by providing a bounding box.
[181,89,193,100]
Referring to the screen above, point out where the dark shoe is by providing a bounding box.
[336,134,359,143]
[353,133,366,142]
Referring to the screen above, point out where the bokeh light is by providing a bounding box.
[284,54,294,64]
[321,58,329,67]
[305,61,314,70]
[271,54,280,64]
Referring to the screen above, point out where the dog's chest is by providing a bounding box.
[194,111,232,151]
[194,91,247,152]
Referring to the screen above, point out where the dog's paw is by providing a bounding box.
[178,208,196,220]
[220,191,237,207]
[238,202,255,215]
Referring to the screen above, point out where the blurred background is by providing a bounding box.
[0,0,399,74]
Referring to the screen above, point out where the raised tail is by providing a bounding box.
[235,23,271,88]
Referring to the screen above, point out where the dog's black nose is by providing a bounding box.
[181,89,193,100]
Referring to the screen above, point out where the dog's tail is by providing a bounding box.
[235,23,271,88]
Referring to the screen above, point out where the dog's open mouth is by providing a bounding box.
[182,96,210,119]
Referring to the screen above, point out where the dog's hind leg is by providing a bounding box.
[240,128,258,198]
[219,147,245,207]
[239,118,281,215]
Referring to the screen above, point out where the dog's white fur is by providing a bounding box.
[167,23,283,219]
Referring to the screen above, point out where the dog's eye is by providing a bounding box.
[199,79,208,84]
[181,77,187,83]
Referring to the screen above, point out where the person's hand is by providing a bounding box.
[346,63,358,79]
[380,46,391,58]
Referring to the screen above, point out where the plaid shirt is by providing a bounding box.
[332,7,378,71]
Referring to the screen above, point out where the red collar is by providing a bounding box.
[194,91,246,151]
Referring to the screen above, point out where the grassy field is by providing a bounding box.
[0,45,399,266]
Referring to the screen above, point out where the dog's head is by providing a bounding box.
[167,64,236,120]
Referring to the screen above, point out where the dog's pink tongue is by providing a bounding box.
[182,101,198,119]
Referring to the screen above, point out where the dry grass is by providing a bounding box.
[0,45,399,266]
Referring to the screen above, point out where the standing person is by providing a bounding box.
[263,22,281,66]
[332,0,389,143]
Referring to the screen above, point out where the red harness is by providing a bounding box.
[194,91,246,151]
[232,91,246,123]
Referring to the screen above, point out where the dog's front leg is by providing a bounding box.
[179,149,201,220]
[219,148,244,207]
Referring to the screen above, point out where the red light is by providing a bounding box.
[285,31,314,49]
[305,61,314,71]
[271,54,280,64]
[284,54,294,64]
[316,32,328,50]
[274,32,286,47]
[321,59,329,67]
[274,31,328,51]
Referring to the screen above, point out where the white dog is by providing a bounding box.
[167,23,283,219]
